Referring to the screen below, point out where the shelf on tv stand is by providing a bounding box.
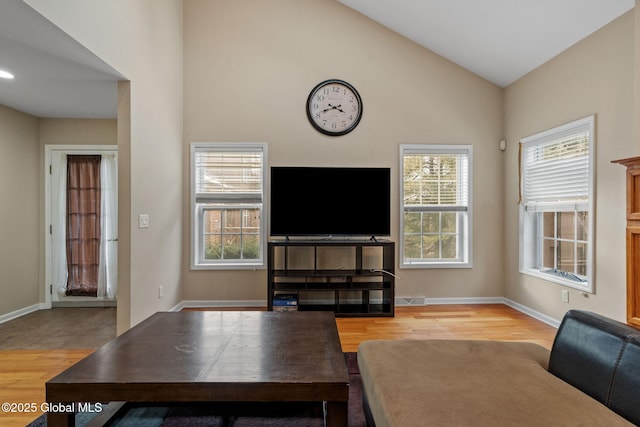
[267,240,395,317]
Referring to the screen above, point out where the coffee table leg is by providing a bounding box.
[325,401,348,427]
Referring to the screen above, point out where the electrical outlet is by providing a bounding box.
[158,286,164,299]
[561,289,570,303]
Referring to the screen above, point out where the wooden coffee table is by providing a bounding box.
[46,311,349,426]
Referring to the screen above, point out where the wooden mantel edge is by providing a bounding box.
[612,156,640,167]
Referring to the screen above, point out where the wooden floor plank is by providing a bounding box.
[0,304,556,427]
[0,349,93,427]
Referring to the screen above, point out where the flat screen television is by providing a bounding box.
[270,166,391,237]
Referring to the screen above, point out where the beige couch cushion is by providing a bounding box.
[358,340,633,427]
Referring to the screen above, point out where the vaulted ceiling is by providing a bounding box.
[338,0,635,87]
[0,0,634,119]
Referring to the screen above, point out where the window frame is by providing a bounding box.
[190,142,268,270]
[519,116,595,292]
[399,144,473,269]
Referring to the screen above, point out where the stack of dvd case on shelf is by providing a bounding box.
[273,294,298,312]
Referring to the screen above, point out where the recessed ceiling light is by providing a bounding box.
[0,70,15,79]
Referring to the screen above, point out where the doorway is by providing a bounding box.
[45,145,118,307]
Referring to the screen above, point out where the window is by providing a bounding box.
[519,116,594,292]
[190,143,267,269]
[400,145,472,268]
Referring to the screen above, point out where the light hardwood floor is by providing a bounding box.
[336,304,556,352]
[0,349,93,427]
[0,304,557,426]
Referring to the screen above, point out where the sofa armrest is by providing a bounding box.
[548,310,640,424]
[609,334,640,425]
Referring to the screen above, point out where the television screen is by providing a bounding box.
[270,167,391,237]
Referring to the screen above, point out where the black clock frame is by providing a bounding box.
[306,79,363,136]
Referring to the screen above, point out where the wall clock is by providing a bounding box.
[306,79,363,136]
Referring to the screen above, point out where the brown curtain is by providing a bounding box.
[66,155,101,296]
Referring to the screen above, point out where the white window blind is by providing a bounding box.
[403,147,469,212]
[521,120,591,212]
[194,149,263,204]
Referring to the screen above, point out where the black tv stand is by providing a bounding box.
[267,240,395,317]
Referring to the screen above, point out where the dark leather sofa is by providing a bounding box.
[548,310,640,425]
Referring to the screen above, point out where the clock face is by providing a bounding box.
[306,79,363,136]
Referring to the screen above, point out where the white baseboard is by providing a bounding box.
[424,296,505,305]
[503,298,561,328]
[396,296,505,306]
[0,303,47,324]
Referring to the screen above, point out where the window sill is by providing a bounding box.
[520,268,592,293]
[400,261,472,269]
[191,262,265,271]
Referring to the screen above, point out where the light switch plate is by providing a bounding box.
[139,214,150,228]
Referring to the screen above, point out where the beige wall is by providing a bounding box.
[38,119,116,145]
[182,0,504,302]
[26,0,184,332]
[0,105,39,315]
[503,11,635,322]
